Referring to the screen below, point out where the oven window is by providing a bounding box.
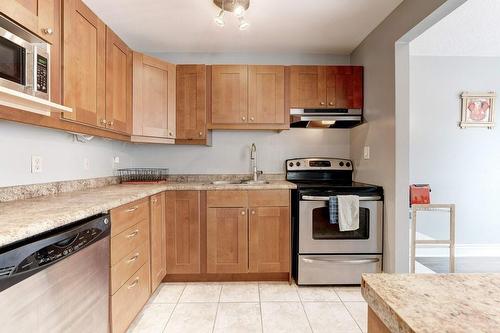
[0,37,25,85]
[312,206,369,239]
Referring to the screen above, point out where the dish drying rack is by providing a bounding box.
[117,168,169,184]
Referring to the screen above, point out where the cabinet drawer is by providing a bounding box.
[207,190,247,207]
[111,198,149,237]
[111,263,150,333]
[111,219,149,266]
[110,242,149,295]
[248,190,289,207]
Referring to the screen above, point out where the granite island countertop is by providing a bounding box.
[361,273,500,333]
[0,179,296,249]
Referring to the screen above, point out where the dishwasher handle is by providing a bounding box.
[301,195,382,201]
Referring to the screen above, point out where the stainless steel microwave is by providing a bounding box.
[0,15,50,100]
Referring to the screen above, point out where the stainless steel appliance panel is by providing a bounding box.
[0,237,109,333]
[299,198,383,254]
[298,254,382,285]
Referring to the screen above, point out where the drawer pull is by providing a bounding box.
[126,253,140,263]
[152,198,157,204]
[128,277,139,289]
[125,206,138,213]
[126,230,139,239]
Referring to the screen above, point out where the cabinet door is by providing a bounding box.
[105,27,132,134]
[150,192,166,292]
[289,66,327,108]
[249,207,290,273]
[165,191,201,274]
[0,0,55,43]
[133,53,176,139]
[207,207,248,273]
[248,65,285,125]
[326,66,363,109]
[176,65,207,140]
[211,65,248,125]
[62,0,106,127]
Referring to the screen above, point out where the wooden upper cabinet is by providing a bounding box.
[289,66,327,108]
[289,65,363,109]
[248,65,285,125]
[176,65,207,141]
[105,27,132,134]
[62,0,106,127]
[132,52,176,143]
[249,206,290,273]
[165,191,201,274]
[150,192,166,292]
[207,207,248,274]
[0,0,57,44]
[211,65,248,125]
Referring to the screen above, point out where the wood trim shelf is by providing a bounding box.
[0,86,72,116]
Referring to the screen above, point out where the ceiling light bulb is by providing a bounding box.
[238,17,250,30]
[234,4,245,18]
[214,10,225,27]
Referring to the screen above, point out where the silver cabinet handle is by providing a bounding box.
[241,210,246,216]
[242,116,247,121]
[303,258,380,264]
[125,206,138,212]
[126,230,139,239]
[126,253,140,263]
[199,131,203,137]
[320,102,325,106]
[301,195,381,201]
[250,117,255,121]
[42,28,53,35]
[329,102,334,106]
[128,277,139,289]
[152,198,157,204]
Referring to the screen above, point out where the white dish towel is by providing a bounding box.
[338,195,360,231]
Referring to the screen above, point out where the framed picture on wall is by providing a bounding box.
[460,92,496,129]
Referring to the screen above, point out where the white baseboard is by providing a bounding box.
[416,244,500,257]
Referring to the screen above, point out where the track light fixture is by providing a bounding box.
[213,0,250,30]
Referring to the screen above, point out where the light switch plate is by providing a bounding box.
[363,146,370,160]
[31,155,42,173]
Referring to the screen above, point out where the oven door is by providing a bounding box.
[299,195,383,254]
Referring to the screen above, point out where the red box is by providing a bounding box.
[410,184,431,205]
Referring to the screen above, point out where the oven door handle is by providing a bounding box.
[302,257,380,264]
[301,195,382,201]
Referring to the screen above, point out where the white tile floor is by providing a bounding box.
[128,282,368,333]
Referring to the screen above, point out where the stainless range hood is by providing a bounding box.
[290,108,363,128]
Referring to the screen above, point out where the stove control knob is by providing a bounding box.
[289,162,294,167]
[339,162,344,167]
[296,162,301,167]
[346,162,351,167]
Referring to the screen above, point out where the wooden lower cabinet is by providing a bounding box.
[111,263,150,333]
[249,206,290,273]
[150,192,166,293]
[207,207,248,274]
[165,191,201,274]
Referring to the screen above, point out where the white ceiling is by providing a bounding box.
[411,0,500,57]
[83,0,403,55]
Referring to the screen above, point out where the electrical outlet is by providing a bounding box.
[31,156,42,173]
[84,158,90,170]
[363,146,370,160]
[113,156,120,164]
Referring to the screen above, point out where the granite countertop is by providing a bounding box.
[361,273,500,333]
[0,180,296,249]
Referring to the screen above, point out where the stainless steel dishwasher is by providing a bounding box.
[0,214,110,333]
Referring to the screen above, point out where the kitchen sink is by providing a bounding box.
[210,180,270,185]
[242,180,270,185]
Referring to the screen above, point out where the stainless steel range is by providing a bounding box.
[287,158,384,285]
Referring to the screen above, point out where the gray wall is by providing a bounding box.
[349,0,447,273]
[0,121,133,187]
[410,55,500,245]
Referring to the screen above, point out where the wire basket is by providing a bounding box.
[117,168,169,183]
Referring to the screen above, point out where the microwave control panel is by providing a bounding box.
[36,54,48,93]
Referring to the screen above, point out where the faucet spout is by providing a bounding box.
[250,143,261,181]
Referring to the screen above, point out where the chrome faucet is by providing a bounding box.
[250,143,263,181]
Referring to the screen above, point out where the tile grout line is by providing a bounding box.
[297,284,315,333]
[210,284,223,333]
[335,288,364,333]
[258,282,264,333]
[161,283,186,333]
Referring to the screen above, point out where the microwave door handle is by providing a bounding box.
[302,258,380,264]
[301,195,382,201]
